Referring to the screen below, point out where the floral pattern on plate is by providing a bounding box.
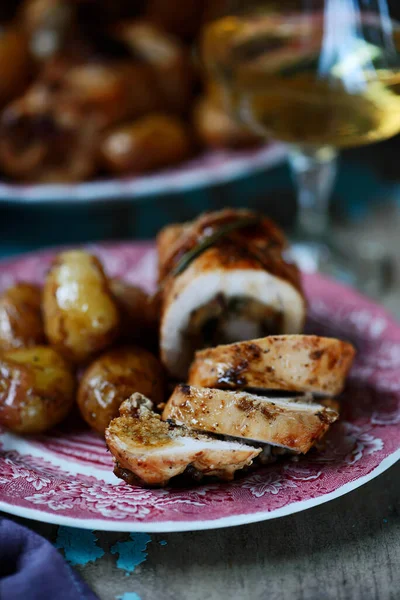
[0,243,399,531]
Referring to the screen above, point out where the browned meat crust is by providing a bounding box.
[163,385,339,454]
[157,209,291,285]
[189,335,355,396]
[105,393,261,487]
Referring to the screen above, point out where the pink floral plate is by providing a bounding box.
[0,242,399,532]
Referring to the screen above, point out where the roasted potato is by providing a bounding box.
[0,283,45,351]
[110,279,158,348]
[62,61,161,127]
[19,0,74,60]
[43,250,120,363]
[0,54,163,182]
[77,345,165,434]
[114,21,194,114]
[0,83,100,183]
[193,95,262,149]
[100,114,192,174]
[0,346,75,434]
[0,26,31,108]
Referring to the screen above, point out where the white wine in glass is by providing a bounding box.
[201,1,400,286]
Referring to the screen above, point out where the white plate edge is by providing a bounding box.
[1,448,398,533]
[0,145,286,204]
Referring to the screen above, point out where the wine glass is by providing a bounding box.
[201,0,400,290]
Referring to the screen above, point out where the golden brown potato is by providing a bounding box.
[0,283,45,351]
[114,21,194,114]
[0,53,163,182]
[19,0,73,60]
[0,83,100,183]
[77,345,165,434]
[193,95,262,149]
[0,26,31,108]
[0,346,75,434]
[62,61,161,128]
[100,114,192,175]
[110,279,158,348]
[43,250,120,363]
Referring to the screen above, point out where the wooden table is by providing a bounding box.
[1,196,400,600]
[10,459,400,600]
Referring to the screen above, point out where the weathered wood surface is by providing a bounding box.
[9,461,399,600]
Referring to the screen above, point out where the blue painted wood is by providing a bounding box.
[110,534,152,575]
[55,528,104,566]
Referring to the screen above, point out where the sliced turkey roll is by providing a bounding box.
[189,335,355,396]
[105,393,261,487]
[158,209,306,378]
[163,385,339,454]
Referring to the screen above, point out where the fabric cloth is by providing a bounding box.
[0,518,98,600]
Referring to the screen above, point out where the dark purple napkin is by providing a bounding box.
[0,518,98,600]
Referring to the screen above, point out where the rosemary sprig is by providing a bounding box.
[171,215,260,277]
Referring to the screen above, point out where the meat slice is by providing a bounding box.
[105,393,261,487]
[189,335,355,396]
[158,209,306,378]
[163,385,339,454]
[157,209,287,283]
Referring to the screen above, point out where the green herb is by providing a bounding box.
[171,216,260,277]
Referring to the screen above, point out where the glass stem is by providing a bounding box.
[288,146,338,242]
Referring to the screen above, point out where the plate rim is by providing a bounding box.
[1,450,398,532]
[0,144,285,205]
[0,242,399,532]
